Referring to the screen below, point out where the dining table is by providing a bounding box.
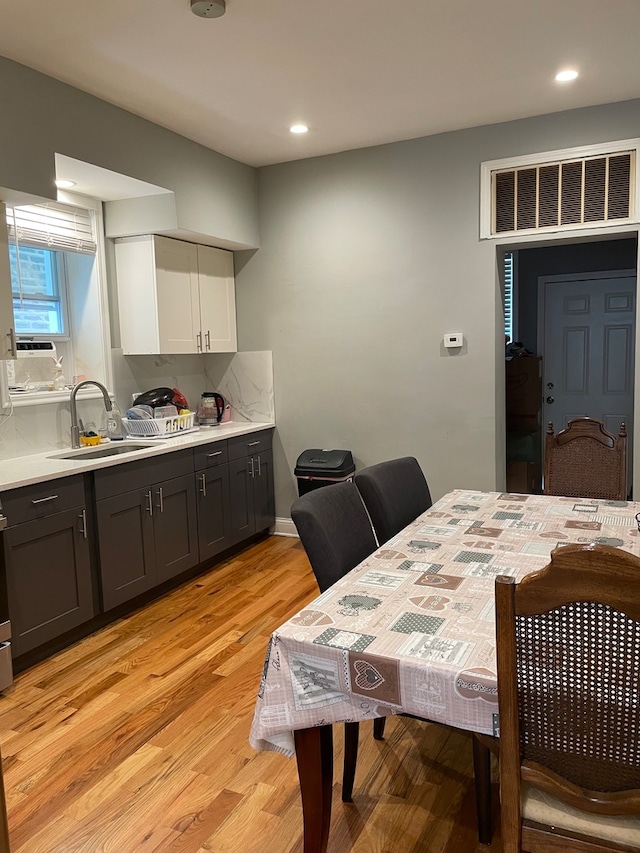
[249,488,640,853]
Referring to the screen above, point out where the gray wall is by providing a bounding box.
[2,53,640,517]
[236,101,640,516]
[0,57,258,248]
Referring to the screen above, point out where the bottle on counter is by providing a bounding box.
[104,404,125,440]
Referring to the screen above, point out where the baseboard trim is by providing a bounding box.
[273,517,298,537]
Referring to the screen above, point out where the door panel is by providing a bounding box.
[155,236,200,353]
[542,275,635,474]
[96,491,155,610]
[228,457,255,544]
[5,509,94,656]
[196,465,231,562]
[154,475,198,584]
[254,450,275,533]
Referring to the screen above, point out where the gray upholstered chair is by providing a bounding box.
[291,481,378,801]
[353,456,432,741]
[292,479,495,842]
[354,456,432,546]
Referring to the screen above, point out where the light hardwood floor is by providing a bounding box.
[0,535,502,853]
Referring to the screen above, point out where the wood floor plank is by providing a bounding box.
[0,534,505,852]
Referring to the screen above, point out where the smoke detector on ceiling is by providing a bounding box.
[191,0,226,17]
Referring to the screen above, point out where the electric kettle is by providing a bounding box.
[197,391,225,426]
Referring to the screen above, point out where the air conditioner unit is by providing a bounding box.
[8,341,58,390]
[15,340,57,358]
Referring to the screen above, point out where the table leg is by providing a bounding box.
[472,734,493,844]
[294,725,333,853]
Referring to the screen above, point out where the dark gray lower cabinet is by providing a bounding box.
[196,465,231,562]
[228,448,275,544]
[4,507,94,657]
[0,431,275,664]
[95,489,156,610]
[154,474,198,584]
[96,473,198,610]
[254,448,275,532]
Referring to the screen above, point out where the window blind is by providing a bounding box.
[504,251,514,342]
[6,202,97,254]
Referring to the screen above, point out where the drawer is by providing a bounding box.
[228,429,273,461]
[94,448,194,500]
[194,440,229,471]
[0,475,86,526]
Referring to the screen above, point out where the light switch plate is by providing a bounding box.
[444,332,463,348]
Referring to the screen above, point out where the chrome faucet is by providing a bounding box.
[70,380,113,448]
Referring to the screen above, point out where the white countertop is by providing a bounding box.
[0,421,275,492]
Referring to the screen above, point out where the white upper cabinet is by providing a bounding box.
[115,235,237,355]
[0,202,17,360]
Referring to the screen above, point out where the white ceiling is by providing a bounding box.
[1,0,640,169]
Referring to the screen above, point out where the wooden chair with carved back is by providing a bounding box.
[544,417,627,501]
[496,542,640,853]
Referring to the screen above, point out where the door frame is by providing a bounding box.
[497,227,640,496]
[536,268,637,489]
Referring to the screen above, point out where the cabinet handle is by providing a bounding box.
[31,495,59,505]
[206,451,223,458]
[200,473,207,497]
[146,490,153,516]
[196,332,203,352]
[249,457,255,478]
[205,330,211,351]
[256,454,262,476]
[7,327,17,359]
[79,509,88,539]
[156,487,164,513]
[247,441,260,447]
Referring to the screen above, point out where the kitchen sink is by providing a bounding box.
[50,443,155,461]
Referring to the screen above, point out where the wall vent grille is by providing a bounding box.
[491,151,634,236]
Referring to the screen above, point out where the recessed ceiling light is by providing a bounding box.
[55,179,76,189]
[290,124,309,134]
[555,69,579,83]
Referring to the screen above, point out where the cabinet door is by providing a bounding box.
[253,449,275,533]
[153,474,199,584]
[228,457,256,544]
[155,236,201,354]
[96,490,156,610]
[4,508,94,656]
[196,465,231,562]
[197,245,237,353]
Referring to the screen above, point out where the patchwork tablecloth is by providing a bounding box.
[250,489,640,756]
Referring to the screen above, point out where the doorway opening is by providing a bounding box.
[504,235,638,497]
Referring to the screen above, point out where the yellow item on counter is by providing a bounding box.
[80,434,101,447]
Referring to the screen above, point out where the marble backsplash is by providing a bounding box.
[0,350,274,459]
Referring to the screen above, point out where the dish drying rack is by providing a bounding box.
[122,411,196,438]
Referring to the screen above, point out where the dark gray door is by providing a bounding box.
[154,474,198,584]
[228,456,255,544]
[196,464,231,562]
[5,508,94,656]
[254,449,275,533]
[96,490,155,610]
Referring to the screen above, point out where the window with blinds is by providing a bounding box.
[7,202,97,338]
[6,202,97,254]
